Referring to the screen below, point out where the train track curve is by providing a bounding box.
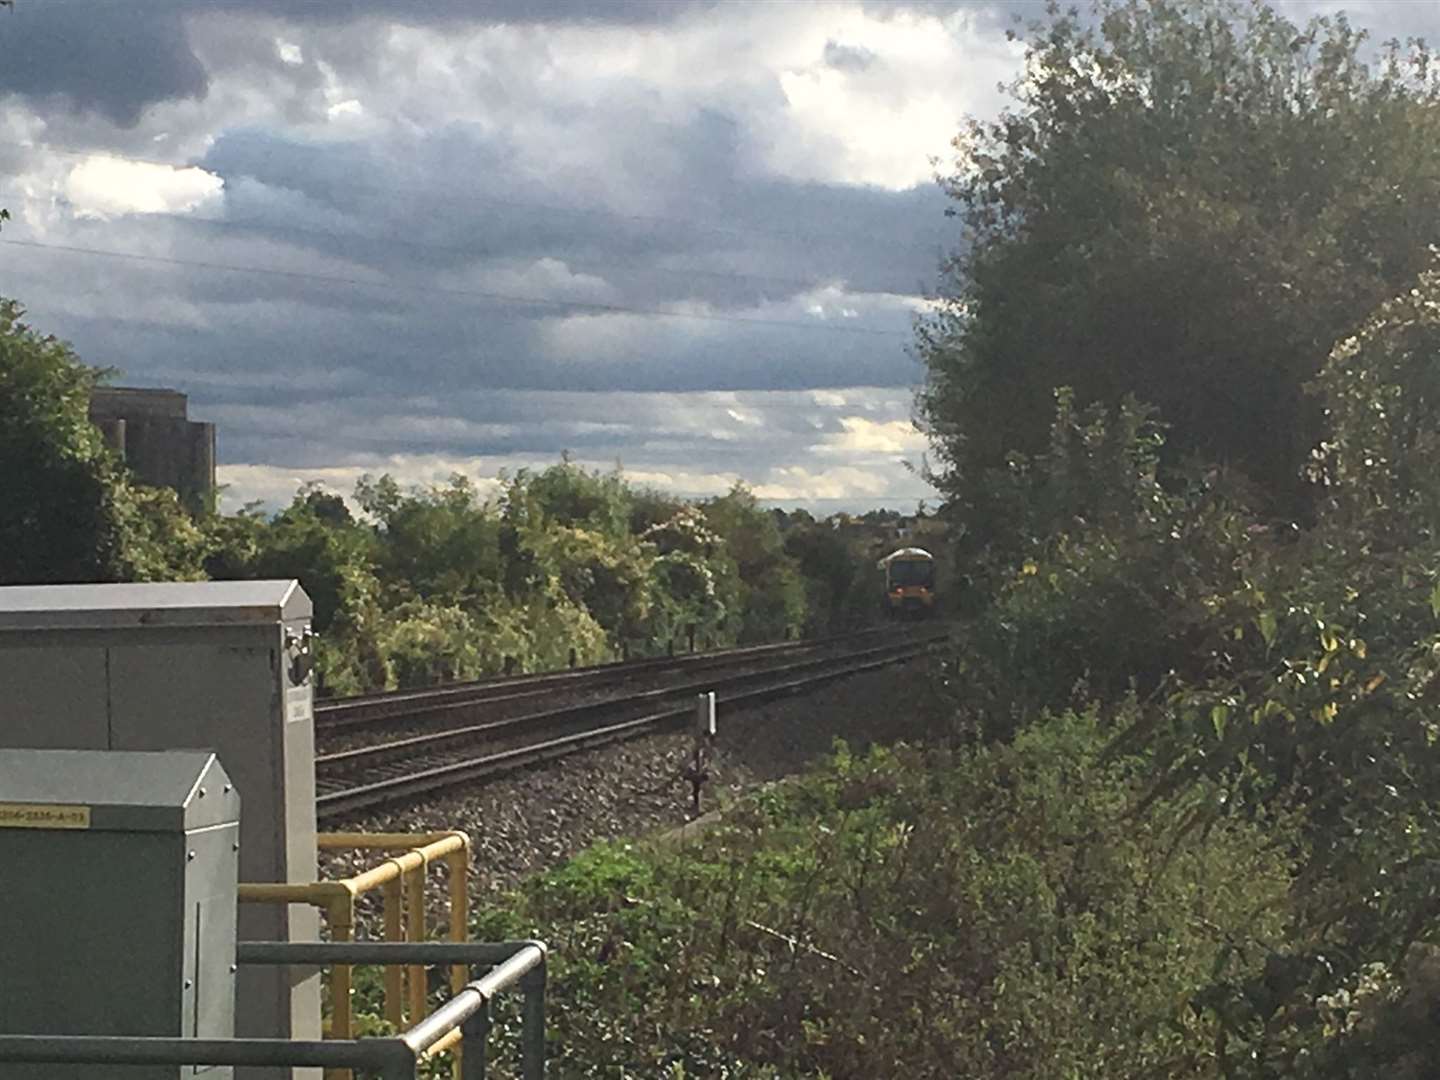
[315,626,950,820]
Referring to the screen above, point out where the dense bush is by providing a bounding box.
[468,713,1293,1078]
[907,3,1440,1066]
[201,465,880,695]
[918,266,1440,1072]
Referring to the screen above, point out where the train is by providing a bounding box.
[878,547,936,617]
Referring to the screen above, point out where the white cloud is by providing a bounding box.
[210,385,935,513]
[820,416,927,455]
[753,464,896,501]
[63,156,224,219]
[218,457,504,512]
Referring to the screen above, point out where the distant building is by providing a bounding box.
[89,387,216,512]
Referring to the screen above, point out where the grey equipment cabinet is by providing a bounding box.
[0,748,240,1080]
[0,581,321,1078]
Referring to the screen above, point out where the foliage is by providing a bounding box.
[920,0,1440,520]
[112,483,210,581]
[377,600,487,689]
[205,485,380,634]
[922,264,1440,1073]
[526,524,653,644]
[356,473,502,606]
[473,715,1294,1078]
[0,298,204,584]
[514,458,633,538]
[0,299,897,695]
[196,461,887,694]
[1309,268,1440,545]
[912,11,1440,1064]
[702,484,806,643]
[782,515,873,635]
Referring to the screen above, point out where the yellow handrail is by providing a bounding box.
[239,830,471,1080]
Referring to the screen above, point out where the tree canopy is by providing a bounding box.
[0,299,203,584]
[920,0,1440,525]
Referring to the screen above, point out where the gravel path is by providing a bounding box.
[318,654,948,924]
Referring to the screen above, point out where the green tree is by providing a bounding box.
[205,485,378,633]
[783,515,863,634]
[356,473,503,605]
[514,459,632,537]
[920,0,1440,524]
[703,483,807,642]
[0,298,203,583]
[1,298,127,583]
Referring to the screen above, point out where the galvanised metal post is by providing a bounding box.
[521,965,547,1080]
[460,1000,490,1080]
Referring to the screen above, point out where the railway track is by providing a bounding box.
[315,626,950,819]
[315,629,888,735]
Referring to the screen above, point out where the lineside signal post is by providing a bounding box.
[684,692,717,816]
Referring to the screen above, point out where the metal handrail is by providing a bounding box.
[238,829,472,1078]
[0,938,547,1080]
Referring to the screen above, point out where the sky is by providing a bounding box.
[0,0,1434,514]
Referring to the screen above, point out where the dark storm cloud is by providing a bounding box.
[0,2,207,126]
[0,0,713,124]
[193,120,952,312]
[0,0,991,509]
[240,0,716,26]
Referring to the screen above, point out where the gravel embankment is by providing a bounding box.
[318,654,949,923]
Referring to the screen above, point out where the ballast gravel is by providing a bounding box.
[318,655,948,926]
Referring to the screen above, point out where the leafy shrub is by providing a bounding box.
[378,601,487,688]
[475,712,1295,1078]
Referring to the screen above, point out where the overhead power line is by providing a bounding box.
[0,187,913,298]
[0,236,913,338]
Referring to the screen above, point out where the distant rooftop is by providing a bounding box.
[89,386,189,420]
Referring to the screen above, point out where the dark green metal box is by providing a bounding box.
[0,748,240,1079]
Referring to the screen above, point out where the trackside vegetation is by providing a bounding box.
[469,718,1295,1078]
[447,1,1440,1076]
[0,296,902,694]
[910,2,1440,1067]
[12,0,1440,1073]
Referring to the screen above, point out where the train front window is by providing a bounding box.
[888,560,933,588]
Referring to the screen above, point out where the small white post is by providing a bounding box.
[687,692,717,815]
[695,691,717,737]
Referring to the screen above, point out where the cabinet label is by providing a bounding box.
[0,803,92,830]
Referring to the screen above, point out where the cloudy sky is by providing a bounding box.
[0,0,1432,513]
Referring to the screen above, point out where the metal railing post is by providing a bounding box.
[0,942,544,1080]
[238,842,489,1077]
[521,964,546,1080]
[382,1055,420,1080]
[460,1000,490,1080]
[383,875,405,1027]
[326,889,357,1080]
[446,845,471,1080]
[405,853,430,1023]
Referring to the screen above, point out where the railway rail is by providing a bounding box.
[315,629,889,735]
[315,626,950,820]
